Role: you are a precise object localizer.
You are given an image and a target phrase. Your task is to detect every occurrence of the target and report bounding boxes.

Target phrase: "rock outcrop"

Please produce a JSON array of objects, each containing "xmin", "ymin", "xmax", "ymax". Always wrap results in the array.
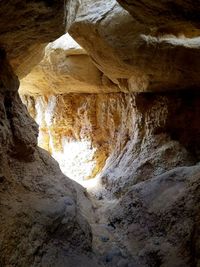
[
  {"xmin": 108, "ymin": 165, "xmax": 200, "ymax": 267},
  {"xmin": 99, "ymin": 92, "xmax": 200, "ymax": 196},
  {"xmin": 0, "ymin": 0, "xmax": 65, "ymax": 78},
  {"xmin": 117, "ymin": 0, "xmax": 200, "ymax": 34},
  {"xmin": 1, "ymin": 0, "xmax": 200, "ymax": 267},
  {"xmin": 21, "ymin": 91, "xmax": 200, "ymax": 197},
  {"xmin": 66, "ymin": 0, "xmax": 200, "ymax": 92},
  {"xmin": 21, "ymin": 93, "xmax": 122, "ymax": 181},
  {"xmin": 0, "ymin": 1, "xmax": 102, "ymax": 266},
  {"xmin": 0, "ymin": 43, "xmax": 101, "ymax": 267},
  {"xmin": 19, "ymin": 34, "xmax": 119, "ymax": 95}
]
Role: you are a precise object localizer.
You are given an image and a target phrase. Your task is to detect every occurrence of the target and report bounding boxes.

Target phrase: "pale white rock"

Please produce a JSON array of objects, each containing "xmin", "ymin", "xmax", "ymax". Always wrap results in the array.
[{"xmin": 66, "ymin": 0, "xmax": 200, "ymax": 92}]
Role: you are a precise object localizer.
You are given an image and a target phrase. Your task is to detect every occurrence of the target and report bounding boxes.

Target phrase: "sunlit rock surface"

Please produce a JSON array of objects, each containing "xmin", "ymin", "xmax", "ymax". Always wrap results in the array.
[
  {"xmin": 21, "ymin": 89, "xmax": 200, "ymax": 266},
  {"xmin": 19, "ymin": 34, "xmax": 119, "ymax": 95},
  {"xmin": 22, "ymin": 92, "xmax": 200, "ymax": 194},
  {"xmin": 1, "ymin": 0, "xmax": 200, "ymax": 266},
  {"xmin": 21, "ymin": 93, "xmax": 125, "ymax": 182},
  {"xmin": 22, "ymin": 94, "xmax": 98, "ymax": 183}
]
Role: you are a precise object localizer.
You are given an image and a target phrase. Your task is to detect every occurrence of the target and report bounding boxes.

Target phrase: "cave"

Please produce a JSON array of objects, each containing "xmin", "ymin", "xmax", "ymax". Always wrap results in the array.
[{"xmin": 1, "ymin": 1, "xmax": 200, "ymax": 267}]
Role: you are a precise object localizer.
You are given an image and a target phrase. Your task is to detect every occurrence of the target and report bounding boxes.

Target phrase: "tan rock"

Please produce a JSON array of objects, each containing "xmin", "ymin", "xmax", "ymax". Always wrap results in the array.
[
  {"xmin": 117, "ymin": 0, "xmax": 200, "ymax": 37},
  {"xmin": 1, "ymin": 1, "xmax": 200, "ymax": 266},
  {"xmin": 66, "ymin": 0, "xmax": 200, "ymax": 92},
  {"xmin": 0, "ymin": 0, "xmax": 65, "ymax": 78},
  {"xmin": 0, "ymin": 2, "xmax": 102, "ymax": 265},
  {"xmin": 19, "ymin": 33, "xmax": 119, "ymax": 95},
  {"xmin": 21, "ymin": 93, "xmax": 124, "ymax": 181},
  {"xmin": 22, "ymin": 91, "xmax": 200, "ymax": 192}
]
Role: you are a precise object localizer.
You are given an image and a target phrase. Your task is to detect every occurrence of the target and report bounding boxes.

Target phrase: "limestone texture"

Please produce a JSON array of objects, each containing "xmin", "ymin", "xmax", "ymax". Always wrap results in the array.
[
  {"xmin": 1, "ymin": 0, "xmax": 200, "ymax": 267},
  {"xmin": 107, "ymin": 165, "xmax": 200, "ymax": 267},
  {"xmin": 0, "ymin": 48, "xmax": 102, "ymax": 267},
  {"xmin": 20, "ymin": 34, "xmax": 119, "ymax": 95},
  {"xmin": 0, "ymin": 1, "xmax": 102, "ymax": 266},
  {"xmin": 66, "ymin": 0, "xmax": 200, "ymax": 92},
  {"xmin": 22, "ymin": 92, "xmax": 200, "ymax": 198},
  {"xmin": 0, "ymin": 0, "xmax": 65, "ymax": 78},
  {"xmin": 117, "ymin": 0, "xmax": 200, "ymax": 33}
]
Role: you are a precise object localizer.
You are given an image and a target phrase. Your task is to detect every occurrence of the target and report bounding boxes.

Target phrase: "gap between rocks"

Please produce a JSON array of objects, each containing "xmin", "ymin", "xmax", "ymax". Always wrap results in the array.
[{"xmin": 18, "ymin": 34, "xmax": 200, "ymax": 266}]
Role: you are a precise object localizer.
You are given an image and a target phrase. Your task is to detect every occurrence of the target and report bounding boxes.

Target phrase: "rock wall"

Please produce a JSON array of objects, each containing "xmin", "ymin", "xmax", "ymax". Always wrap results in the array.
[
  {"xmin": 107, "ymin": 165, "xmax": 200, "ymax": 267},
  {"xmin": 0, "ymin": 1, "xmax": 103, "ymax": 266},
  {"xmin": 0, "ymin": 45, "xmax": 102, "ymax": 267},
  {"xmin": 19, "ymin": 33, "xmax": 119, "ymax": 95},
  {"xmin": 99, "ymin": 92, "xmax": 200, "ymax": 196},
  {"xmin": 20, "ymin": 88, "xmax": 200, "ymax": 266},
  {"xmin": 21, "ymin": 91, "xmax": 200, "ymax": 197},
  {"xmin": 0, "ymin": 0, "xmax": 65, "ymax": 78},
  {"xmin": 21, "ymin": 93, "xmax": 127, "ymax": 181},
  {"xmin": 1, "ymin": 0, "xmax": 200, "ymax": 266},
  {"xmin": 66, "ymin": 0, "xmax": 200, "ymax": 92}
]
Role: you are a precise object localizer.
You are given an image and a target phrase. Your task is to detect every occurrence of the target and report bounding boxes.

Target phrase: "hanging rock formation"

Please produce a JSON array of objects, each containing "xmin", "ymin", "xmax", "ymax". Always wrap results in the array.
[
  {"xmin": 1, "ymin": 0, "xmax": 200, "ymax": 267},
  {"xmin": 117, "ymin": 0, "xmax": 200, "ymax": 33},
  {"xmin": 20, "ymin": 34, "xmax": 119, "ymax": 95},
  {"xmin": 66, "ymin": 0, "xmax": 200, "ymax": 92}
]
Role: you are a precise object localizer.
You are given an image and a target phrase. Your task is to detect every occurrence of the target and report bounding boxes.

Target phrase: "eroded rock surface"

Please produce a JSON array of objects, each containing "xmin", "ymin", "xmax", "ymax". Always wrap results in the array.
[
  {"xmin": 0, "ymin": 0, "xmax": 65, "ymax": 78},
  {"xmin": 22, "ymin": 91, "xmax": 200, "ymax": 196},
  {"xmin": 99, "ymin": 92, "xmax": 200, "ymax": 196},
  {"xmin": 66, "ymin": 0, "xmax": 200, "ymax": 92},
  {"xmin": 0, "ymin": 1, "xmax": 103, "ymax": 265},
  {"xmin": 107, "ymin": 165, "xmax": 200, "ymax": 267},
  {"xmin": 0, "ymin": 48, "xmax": 102, "ymax": 267},
  {"xmin": 21, "ymin": 93, "xmax": 123, "ymax": 181},
  {"xmin": 19, "ymin": 33, "xmax": 119, "ymax": 95},
  {"xmin": 117, "ymin": 0, "xmax": 200, "ymax": 34},
  {"xmin": 1, "ymin": 0, "xmax": 200, "ymax": 266}
]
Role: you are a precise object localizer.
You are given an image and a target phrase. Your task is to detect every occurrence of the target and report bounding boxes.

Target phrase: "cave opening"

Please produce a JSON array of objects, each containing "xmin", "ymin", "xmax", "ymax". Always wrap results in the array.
[
  {"xmin": 19, "ymin": 34, "xmax": 112, "ymax": 190},
  {"xmin": 20, "ymin": 93, "xmax": 99, "ymax": 187},
  {"xmin": 19, "ymin": 33, "xmax": 200, "ymax": 195},
  {"xmin": 1, "ymin": 0, "xmax": 200, "ymax": 266}
]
